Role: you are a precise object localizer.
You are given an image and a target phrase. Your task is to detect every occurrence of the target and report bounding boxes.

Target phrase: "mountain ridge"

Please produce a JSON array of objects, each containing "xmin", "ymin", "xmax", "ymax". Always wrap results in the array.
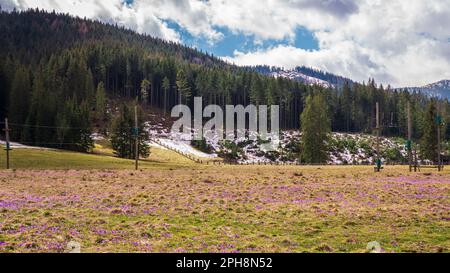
[
  {"xmin": 252, "ymin": 65, "xmax": 450, "ymax": 100},
  {"xmin": 251, "ymin": 65, "xmax": 354, "ymax": 89},
  {"xmin": 399, "ymin": 80, "xmax": 450, "ymax": 100}
]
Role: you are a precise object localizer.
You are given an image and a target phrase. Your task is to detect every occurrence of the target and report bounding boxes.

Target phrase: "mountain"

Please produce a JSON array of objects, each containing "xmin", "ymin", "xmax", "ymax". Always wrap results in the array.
[
  {"xmin": 256, "ymin": 64, "xmax": 450, "ymax": 101},
  {"xmin": 1, "ymin": 9, "xmax": 448, "ymax": 152},
  {"xmin": 400, "ymin": 80, "xmax": 450, "ymax": 100},
  {"xmin": 252, "ymin": 65, "xmax": 354, "ymax": 89},
  {"xmin": 0, "ymin": 9, "xmax": 314, "ymax": 141}
]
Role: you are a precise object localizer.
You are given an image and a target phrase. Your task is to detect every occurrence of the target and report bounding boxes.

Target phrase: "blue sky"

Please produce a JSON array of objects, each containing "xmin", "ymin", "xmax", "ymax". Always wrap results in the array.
[
  {"xmin": 4, "ymin": 0, "xmax": 450, "ymax": 87},
  {"xmin": 165, "ymin": 20, "xmax": 319, "ymax": 57},
  {"xmin": 125, "ymin": 0, "xmax": 319, "ymax": 57}
]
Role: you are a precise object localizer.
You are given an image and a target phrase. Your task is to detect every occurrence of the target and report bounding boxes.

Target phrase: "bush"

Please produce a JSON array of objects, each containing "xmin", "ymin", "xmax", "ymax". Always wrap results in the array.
[
  {"xmin": 218, "ymin": 140, "xmax": 245, "ymax": 162},
  {"xmin": 264, "ymin": 151, "xmax": 280, "ymax": 161},
  {"xmin": 383, "ymin": 148, "xmax": 405, "ymax": 164},
  {"xmin": 191, "ymin": 139, "xmax": 213, "ymax": 154},
  {"xmin": 346, "ymin": 139, "xmax": 357, "ymax": 153}
]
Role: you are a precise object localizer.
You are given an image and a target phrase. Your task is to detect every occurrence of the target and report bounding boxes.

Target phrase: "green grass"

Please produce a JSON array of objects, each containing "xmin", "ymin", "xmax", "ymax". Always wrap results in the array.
[{"xmin": 0, "ymin": 145, "xmax": 198, "ymax": 170}]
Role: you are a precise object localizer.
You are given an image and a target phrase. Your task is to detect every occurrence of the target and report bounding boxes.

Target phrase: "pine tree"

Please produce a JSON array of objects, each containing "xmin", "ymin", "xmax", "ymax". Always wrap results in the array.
[
  {"xmin": 162, "ymin": 77, "xmax": 170, "ymax": 114},
  {"xmin": 95, "ymin": 81, "xmax": 107, "ymax": 121},
  {"xmin": 300, "ymin": 92, "xmax": 331, "ymax": 163},
  {"xmin": 8, "ymin": 66, "xmax": 31, "ymax": 140},
  {"xmin": 249, "ymin": 74, "xmax": 264, "ymax": 106},
  {"xmin": 0, "ymin": 60, "xmax": 9, "ymax": 122},
  {"xmin": 420, "ymin": 100, "xmax": 439, "ymax": 162},
  {"xmin": 110, "ymin": 103, "xmax": 150, "ymax": 159},
  {"xmin": 140, "ymin": 79, "xmax": 150, "ymax": 105},
  {"xmin": 85, "ymin": 69, "xmax": 95, "ymax": 102},
  {"xmin": 176, "ymin": 69, "xmax": 191, "ymax": 105},
  {"xmin": 55, "ymin": 105, "xmax": 70, "ymax": 148},
  {"xmin": 23, "ymin": 68, "xmax": 57, "ymax": 145},
  {"xmin": 54, "ymin": 98, "xmax": 94, "ymax": 152},
  {"xmin": 76, "ymin": 100, "xmax": 94, "ymax": 152},
  {"xmin": 342, "ymin": 81, "xmax": 352, "ymax": 132}
]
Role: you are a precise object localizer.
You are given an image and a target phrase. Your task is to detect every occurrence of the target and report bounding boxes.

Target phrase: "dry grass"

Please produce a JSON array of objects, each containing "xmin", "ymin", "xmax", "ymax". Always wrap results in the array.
[{"xmin": 0, "ymin": 165, "xmax": 449, "ymax": 253}]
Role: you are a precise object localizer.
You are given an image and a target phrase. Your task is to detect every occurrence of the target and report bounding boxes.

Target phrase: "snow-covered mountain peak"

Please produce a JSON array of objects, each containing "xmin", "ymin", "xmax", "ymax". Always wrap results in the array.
[
  {"xmin": 401, "ymin": 79, "xmax": 450, "ymax": 99},
  {"xmin": 423, "ymin": 80, "xmax": 450, "ymax": 89}
]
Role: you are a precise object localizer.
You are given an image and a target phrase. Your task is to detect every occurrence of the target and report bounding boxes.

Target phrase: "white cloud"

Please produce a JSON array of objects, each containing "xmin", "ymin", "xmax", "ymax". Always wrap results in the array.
[
  {"xmin": 0, "ymin": 0, "xmax": 16, "ymax": 11},
  {"xmin": 133, "ymin": 0, "xmax": 222, "ymax": 42},
  {"xmin": 2, "ymin": 0, "xmax": 450, "ymax": 86},
  {"xmin": 1, "ymin": 0, "xmax": 183, "ymax": 42},
  {"xmin": 223, "ymin": 44, "xmax": 395, "ymax": 85},
  {"xmin": 221, "ymin": 0, "xmax": 450, "ymax": 87},
  {"xmin": 204, "ymin": 0, "xmax": 360, "ymax": 42}
]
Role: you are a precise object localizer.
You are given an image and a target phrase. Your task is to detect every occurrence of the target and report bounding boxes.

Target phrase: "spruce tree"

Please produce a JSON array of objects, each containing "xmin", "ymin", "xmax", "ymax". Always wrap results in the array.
[
  {"xmin": 162, "ymin": 77, "xmax": 170, "ymax": 114},
  {"xmin": 140, "ymin": 79, "xmax": 150, "ymax": 105},
  {"xmin": 55, "ymin": 98, "xmax": 93, "ymax": 152},
  {"xmin": 0, "ymin": 60, "xmax": 9, "ymax": 122},
  {"xmin": 76, "ymin": 100, "xmax": 95, "ymax": 152},
  {"xmin": 95, "ymin": 81, "xmax": 107, "ymax": 121},
  {"xmin": 300, "ymin": 92, "xmax": 331, "ymax": 163},
  {"xmin": 342, "ymin": 81, "xmax": 352, "ymax": 132},
  {"xmin": 176, "ymin": 69, "xmax": 191, "ymax": 105},
  {"xmin": 110, "ymin": 103, "xmax": 150, "ymax": 159},
  {"xmin": 8, "ymin": 66, "xmax": 31, "ymax": 140},
  {"xmin": 420, "ymin": 100, "xmax": 439, "ymax": 162}
]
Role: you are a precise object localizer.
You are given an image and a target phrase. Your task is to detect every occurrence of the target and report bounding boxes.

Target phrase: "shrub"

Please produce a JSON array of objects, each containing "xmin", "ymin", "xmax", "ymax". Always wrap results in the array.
[{"xmin": 191, "ymin": 139, "xmax": 213, "ymax": 154}]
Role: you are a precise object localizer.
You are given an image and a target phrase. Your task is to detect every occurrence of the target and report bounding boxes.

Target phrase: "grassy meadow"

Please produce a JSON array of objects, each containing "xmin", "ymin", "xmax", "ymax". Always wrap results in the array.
[
  {"xmin": 0, "ymin": 145, "xmax": 197, "ymax": 170},
  {"xmin": 0, "ymin": 147, "xmax": 449, "ymax": 253}
]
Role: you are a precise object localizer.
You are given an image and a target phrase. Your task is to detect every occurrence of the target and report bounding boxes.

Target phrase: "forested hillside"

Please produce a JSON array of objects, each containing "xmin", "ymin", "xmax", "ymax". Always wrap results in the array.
[{"xmin": 1, "ymin": 9, "xmax": 449, "ymax": 153}]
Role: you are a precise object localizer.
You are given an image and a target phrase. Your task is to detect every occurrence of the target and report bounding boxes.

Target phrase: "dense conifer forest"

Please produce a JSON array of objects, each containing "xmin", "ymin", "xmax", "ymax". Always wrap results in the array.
[{"xmin": 1, "ymin": 9, "xmax": 449, "ymax": 153}]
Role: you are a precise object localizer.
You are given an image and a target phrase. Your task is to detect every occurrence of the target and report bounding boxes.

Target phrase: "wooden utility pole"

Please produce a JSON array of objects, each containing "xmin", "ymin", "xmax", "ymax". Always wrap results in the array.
[
  {"xmin": 375, "ymin": 102, "xmax": 381, "ymax": 172},
  {"xmin": 407, "ymin": 102, "xmax": 413, "ymax": 172},
  {"xmin": 436, "ymin": 105, "xmax": 442, "ymax": 172},
  {"xmin": 414, "ymin": 144, "xmax": 419, "ymax": 172},
  {"xmin": 437, "ymin": 124, "xmax": 441, "ymax": 171},
  {"xmin": 134, "ymin": 105, "xmax": 139, "ymax": 171},
  {"xmin": 3, "ymin": 118, "xmax": 11, "ymax": 169}
]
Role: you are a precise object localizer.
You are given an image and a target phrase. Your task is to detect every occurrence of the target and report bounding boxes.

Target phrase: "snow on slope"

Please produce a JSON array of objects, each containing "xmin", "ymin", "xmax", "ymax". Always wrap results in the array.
[
  {"xmin": 142, "ymin": 112, "xmax": 430, "ymax": 165},
  {"xmin": 144, "ymin": 116, "xmax": 412, "ymax": 165},
  {"xmin": 271, "ymin": 70, "xmax": 334, "ymax": 88},
  {"xmin": 217, "ymin": 131, "xmax": 409, "ymax": 165},
  {"xmin": 0, "ymin": 140, "xmax": 50, "ymax": 149},
  {"xmin": 145, "ymin": 120, "xmax": 218, "ymax": 159},
  {"xmin": 155, "ymin": 137, "xmax": 218, "ymax": 158}
]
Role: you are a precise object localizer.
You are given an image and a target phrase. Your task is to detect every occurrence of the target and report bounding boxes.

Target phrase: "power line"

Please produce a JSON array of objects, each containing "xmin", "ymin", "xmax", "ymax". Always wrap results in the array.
[
  {"xmin": 0, "ymin": 122, "xmax": 88, "ymax": 130},
  {"xmin": 4, "ymin": 141, "xmax": 89, "ymax": 145},
  {"xmin": 0, "ymin": 121, "xmax": 136, "ymax": 130}
]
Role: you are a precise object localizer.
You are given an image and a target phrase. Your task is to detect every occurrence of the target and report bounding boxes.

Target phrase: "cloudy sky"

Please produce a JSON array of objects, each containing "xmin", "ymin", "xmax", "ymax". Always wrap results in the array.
[{"xmin": 2, "ymin": 0, "xmax": 450, "ymax": 87}]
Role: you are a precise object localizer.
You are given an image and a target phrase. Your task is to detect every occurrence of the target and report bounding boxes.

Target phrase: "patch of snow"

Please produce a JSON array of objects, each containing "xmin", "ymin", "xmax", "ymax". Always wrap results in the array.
[
  {"xmin": 91, "ymin": 133, "xmax": 105, "ymax": 141},
  {"xmin": 154, "ymin": 138, "xmax": 217, "ymax": 158},
  {"xmin": 271, "ymin": 70, "xmax": 334, "ymax": 88},
  {"xmin": 147, "ymin": 141, "xmax": 168, "ymax": 150},
  {"xmin": 141, "ymin": 115, "xmax": 434, "ymax": 165},
  {"xmin": 0, "ymin": 140, "xmax": 50, "ymax": 150}
]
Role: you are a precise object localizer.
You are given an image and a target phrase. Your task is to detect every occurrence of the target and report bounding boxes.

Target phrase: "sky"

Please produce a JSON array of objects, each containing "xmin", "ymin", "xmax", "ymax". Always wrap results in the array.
[{"xmin": 1, "ymin": 0, "xmax": 450, "ymax": 87}]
